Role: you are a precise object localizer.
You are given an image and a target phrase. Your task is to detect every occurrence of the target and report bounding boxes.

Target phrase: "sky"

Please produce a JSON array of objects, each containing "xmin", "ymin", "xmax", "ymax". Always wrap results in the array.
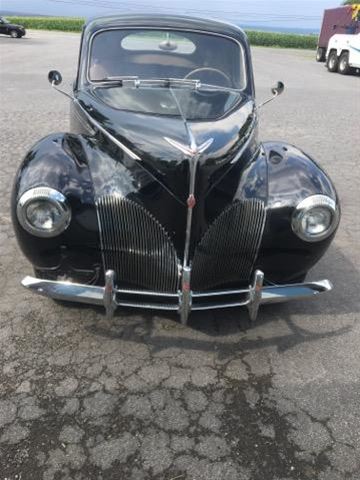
[{"xmin": 1, "ymin": 0, "xmax": 343, "ymax": 31}]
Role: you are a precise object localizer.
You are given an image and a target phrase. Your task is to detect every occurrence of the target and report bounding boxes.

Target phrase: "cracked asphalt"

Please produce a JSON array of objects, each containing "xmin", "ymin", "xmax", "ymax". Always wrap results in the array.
[{"xmin": 0, "ymin": 30, "xmax": 359, "ymax": 480}]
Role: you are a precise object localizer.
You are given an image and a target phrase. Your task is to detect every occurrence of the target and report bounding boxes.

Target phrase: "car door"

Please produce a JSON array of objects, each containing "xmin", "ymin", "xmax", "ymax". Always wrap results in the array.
[{"xmin": 0, "ymin": 18, "xmax": 8, "ymax": 35}]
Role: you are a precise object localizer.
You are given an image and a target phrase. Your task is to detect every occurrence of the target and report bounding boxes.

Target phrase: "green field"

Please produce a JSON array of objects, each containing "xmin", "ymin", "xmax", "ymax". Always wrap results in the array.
[
  {"xmin": 245, "ymin": 30, "xmax": 317, "ymax": 49},
  {"xmin": 7, "ymin": 17, "xmax": 318, "ymax": 50},
  {"xmin": 8, "ymin": 16, "xmax": 84, "ymax": 32}
]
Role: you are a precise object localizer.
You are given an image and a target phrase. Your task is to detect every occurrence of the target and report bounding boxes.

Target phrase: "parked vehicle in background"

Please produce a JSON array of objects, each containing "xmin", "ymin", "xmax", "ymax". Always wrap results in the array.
[
  {"xmin": 0, "ymin": 16, "xmax": 26, "ymax": 38},
  {"xmin": 316, "ymin": 4, "xmax": 360, "ymax": 62},
  {"xmin": 326, "ymin": 33, "xmax": 360, "ymax": 74}
]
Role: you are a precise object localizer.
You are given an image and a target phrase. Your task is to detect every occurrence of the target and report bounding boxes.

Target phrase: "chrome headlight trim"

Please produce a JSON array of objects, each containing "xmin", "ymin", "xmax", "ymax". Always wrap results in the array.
[
  {"xmin": 17, "ymin": 187, "xmax": 71, "ymax": 238},
  {"xmin": 292, "ymin": 194, "xmax": 340, "ymax": 242}
]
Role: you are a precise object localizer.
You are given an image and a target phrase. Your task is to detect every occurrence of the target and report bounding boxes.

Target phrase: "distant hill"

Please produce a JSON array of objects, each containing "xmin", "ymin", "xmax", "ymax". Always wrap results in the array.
[{"xmin": 0, "ymin": 11, "xmax": 48, "ymax": 17}]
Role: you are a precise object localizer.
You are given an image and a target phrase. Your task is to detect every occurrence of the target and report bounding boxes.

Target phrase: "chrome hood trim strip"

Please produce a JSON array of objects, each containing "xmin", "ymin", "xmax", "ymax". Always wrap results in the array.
[{"xmin": 74, "ymin": 98, "xmax": 141, "ymax": 161}]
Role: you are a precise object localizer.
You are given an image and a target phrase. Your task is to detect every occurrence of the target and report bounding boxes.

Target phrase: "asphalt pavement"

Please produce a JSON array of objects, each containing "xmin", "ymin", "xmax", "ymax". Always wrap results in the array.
[{"xmin": 0, "ymin": 30, "xmax": 359, "ymax": 480}]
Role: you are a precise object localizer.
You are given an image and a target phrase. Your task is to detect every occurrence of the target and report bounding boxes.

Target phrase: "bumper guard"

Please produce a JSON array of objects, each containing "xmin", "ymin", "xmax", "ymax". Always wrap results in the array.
[{"xmin": 21, "ymin": 270, "xmax": 332, "ymax": 324}]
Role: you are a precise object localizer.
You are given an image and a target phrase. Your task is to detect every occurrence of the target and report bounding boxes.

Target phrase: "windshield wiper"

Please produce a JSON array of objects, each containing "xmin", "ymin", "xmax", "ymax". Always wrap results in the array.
[
  {"xmin": 155, "ymin": 78, "xmax": 202, "ymax": 88},
  {"xmin": 95, "ymin": 77, "xmax": 201, "ymax": 89},
  {"xmin": 95, "ymin": 75, "xmax": 140, "ymax": 85},
  {"xmin": 95, "ymin": 76, "xmax": 242, "ymax": 94},
  {"xmin": 196, "ymin": 83, "xmax": 243, "ymax": 94}
]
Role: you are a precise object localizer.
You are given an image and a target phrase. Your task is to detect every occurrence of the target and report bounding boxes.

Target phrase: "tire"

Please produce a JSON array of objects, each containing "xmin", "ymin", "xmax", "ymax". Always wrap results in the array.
[
  {"xmin": 10, "ymin": 30, "xmax": 20, "ymax": 38},
  {"xmin": 316, "ymin": 47, "xmax": 325, "ymax": 62},
  {"xmin": 338, "ymin": 51, "xmax": 351, "ymax": 75},
  {"xmin": 327, "ymin": 51, "xmax": 338, "ymax": 73}
]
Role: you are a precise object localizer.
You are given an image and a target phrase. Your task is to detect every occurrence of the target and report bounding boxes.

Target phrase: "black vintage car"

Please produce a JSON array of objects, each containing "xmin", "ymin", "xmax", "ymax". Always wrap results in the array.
[
  {"xmin": 11, "ymin": 15, "xmax": 340, "ymax": 324},
  {"xmin": 0, "ymin": 16, "xmax": 26, "ymax": 38}
]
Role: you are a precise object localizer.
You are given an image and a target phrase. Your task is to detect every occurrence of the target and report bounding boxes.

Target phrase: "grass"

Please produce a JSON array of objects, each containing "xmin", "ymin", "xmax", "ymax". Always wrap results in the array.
[
  {"xmin": 7, "ymin": 16, "xmax": 84, "ymax": 33},
  {"xmin": 245, "ymin": 30, "xmax": 317, "ymax": 50},
  {"xmin": 7, "ymin": 16, "xmax": 318, "ymax": 50}
]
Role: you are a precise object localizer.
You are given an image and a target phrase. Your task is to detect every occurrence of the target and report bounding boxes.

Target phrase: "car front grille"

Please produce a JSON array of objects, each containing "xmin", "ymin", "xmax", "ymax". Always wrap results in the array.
[
  {"xmin": 96, "ymin": 196, "xmax": 266, "ymax": 292},
  {"xmin": 191, "ymin": 199, "xmax": 266, "ymax": 290},
  {"xmin": 96, "ymin": 196, "xmax": 180, "ymax": 292}
]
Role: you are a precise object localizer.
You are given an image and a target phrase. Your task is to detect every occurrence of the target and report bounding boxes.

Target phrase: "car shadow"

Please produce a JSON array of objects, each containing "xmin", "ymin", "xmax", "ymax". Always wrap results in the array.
[{"xmin": 85, "ymin": 305, "xmax": 352, "ymax": 358}]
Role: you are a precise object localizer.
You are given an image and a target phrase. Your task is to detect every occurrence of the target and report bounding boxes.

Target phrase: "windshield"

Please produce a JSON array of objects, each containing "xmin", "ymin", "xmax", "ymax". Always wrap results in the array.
[
  {"xmin": 0, "ymin": 17, "xmax": 9, "ymax": 24},
  {"xmin": 93, "ymin": 85, "xmax": 243, "ymax": 120},
  {"xmin": 89, "ymin": 28, "xmax": 246, "ymax": 90}
]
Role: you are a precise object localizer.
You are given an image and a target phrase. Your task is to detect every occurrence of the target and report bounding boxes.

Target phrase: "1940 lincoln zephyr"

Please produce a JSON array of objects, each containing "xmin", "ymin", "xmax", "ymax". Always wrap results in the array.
[{"xmin": 11, "ymin": 15, "xmax": 341, "ymax": 324}]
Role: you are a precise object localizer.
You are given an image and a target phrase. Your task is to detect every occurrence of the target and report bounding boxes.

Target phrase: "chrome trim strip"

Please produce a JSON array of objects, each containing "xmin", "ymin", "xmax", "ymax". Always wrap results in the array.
[
  {"xmin": 230, "ymin": 114, "xmax": 257, "ymax": 164},
  {"xmin": 117, "ymin": 302, "xmax": 179, "ymax": 311},
  {"xmin": 116, "ymin": 289, "xmax": 179, "ymax": 298},
  {"xmin": 72, "ymin": 103, "xmax": 96, "ymax": 135},
  {"xmin": 21, "ymin": 272, "xmax": 333, "ymax": 322},
  {"xmin": 74, "ymin": 98, "xmax": 141, "ymax": 161},
  {"xmin": 183, "ymin": 152, "xmax": 198, "ymax": 268},
  {"xmin": 193, "ymin": 289, "xmax": 249, "ymax": 297},
  {"xmin": 192, "ymin": 301, "xmax": 249, "ymax": 310},
  {"xmin": 164, "ymin": 89, "xmax": 213, "ymax": 277}
]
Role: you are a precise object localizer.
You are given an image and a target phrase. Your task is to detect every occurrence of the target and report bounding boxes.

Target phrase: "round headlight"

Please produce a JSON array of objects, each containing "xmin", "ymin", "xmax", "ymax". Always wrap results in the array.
[
  {"xmin": 292, "ymin": 195, "xmax": 339, "ymax": 242},
  {"xmin": 17, "ymin": 187, "xmax": 71, "ymax": 237}
]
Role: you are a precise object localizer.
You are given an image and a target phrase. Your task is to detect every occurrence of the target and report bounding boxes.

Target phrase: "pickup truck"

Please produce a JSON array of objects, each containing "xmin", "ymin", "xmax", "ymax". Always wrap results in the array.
[
  {"xmin": 326, "ymin": 33, "xmax": 360, "ymax": 74},
  {"xmin": 317, "ymin": 5, "xmax": 360, "ymax": 62}
]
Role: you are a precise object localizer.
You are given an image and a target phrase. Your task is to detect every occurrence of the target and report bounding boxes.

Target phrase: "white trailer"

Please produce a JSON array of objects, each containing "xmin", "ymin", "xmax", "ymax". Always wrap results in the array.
[{"xmin": 326, "ymin": 33, "xmax": 360, "ymax": 74}]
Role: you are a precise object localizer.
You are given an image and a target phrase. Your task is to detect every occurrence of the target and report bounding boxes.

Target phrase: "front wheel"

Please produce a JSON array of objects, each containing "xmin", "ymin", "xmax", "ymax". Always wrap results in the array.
[
  {"xmin": 316, "ymin": 47, "xmax": 325, "ymax": 62},
  {"xmin": 10, "ymin": 30, "xmax": 20, "ymax": 38},
  {"xmin": 338, "ymin": 52, "xmax": 351, "ymax": 75},
  {"xmin": 327, "ymin": 51, "xmax": 338, "ymax": 73}
]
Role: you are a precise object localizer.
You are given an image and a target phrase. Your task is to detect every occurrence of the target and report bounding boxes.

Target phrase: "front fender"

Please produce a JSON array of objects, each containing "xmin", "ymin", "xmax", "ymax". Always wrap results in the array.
[
  {"xmin": 264, "ymin": 141, "xmax": 337, "ymax": 207},
  {"xmin": 256, "ymin": 141, "xmax": 339, "ymax": 283},
  {"xmin": 11, "ymin": 132, "xmax": 102, "ymax": 282}
]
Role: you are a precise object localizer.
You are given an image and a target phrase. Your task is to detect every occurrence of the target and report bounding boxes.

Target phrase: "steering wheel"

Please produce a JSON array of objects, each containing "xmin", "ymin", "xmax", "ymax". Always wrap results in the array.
[{"xmin": 184, "ymin": 67, "xmax": 232, "ymax": 88}]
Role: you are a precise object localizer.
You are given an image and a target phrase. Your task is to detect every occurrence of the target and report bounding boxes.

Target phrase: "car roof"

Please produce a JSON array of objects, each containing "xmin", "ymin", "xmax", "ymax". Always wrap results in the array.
[{"xmin": 83, "ymin": 14, "xmax": 248, "ymax": 45}]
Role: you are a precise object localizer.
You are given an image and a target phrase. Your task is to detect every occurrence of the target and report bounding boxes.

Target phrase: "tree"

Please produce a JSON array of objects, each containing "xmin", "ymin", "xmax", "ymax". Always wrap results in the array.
[{"xmin": 342, "ymin": 1, "xmax": 360, "ymax": 21}]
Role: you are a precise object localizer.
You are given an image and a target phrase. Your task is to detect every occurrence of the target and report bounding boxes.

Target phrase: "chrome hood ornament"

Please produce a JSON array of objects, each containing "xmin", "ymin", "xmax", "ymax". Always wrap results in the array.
[{"xmin": 164, "ymin": 136, "xmax": 214, "ymax": 157}]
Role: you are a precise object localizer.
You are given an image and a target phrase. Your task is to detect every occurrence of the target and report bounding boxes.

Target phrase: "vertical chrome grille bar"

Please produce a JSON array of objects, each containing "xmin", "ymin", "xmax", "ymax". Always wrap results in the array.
[
  {"xmin": 191, "ymin": 199, "xmax": 266, "ymax": 291},
  {"xmin": 96, "ymin": 195, "xmax": 180, "ymax": 293}
]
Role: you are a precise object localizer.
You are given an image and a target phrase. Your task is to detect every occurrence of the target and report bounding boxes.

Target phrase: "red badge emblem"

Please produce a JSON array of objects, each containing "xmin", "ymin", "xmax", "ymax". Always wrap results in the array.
[{"xmin": 187, "ymin": 194, "xmax": 196, "ymax": 209}]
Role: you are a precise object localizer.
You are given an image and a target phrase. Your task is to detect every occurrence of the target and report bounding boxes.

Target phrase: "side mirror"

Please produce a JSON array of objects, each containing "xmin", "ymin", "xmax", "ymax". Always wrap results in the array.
[
  {"xmin": 48, "ymin": 70, "xmax": 62, "ymax": 86},
  {"xmin": 271, "ymin": 81, "xmax": 285, "ymax": 96},
  {"xmin": 256, "ymin": 81, "xmax": 285, "ymax": 111},
  {"xmin": 48, "ymin": 70, "xmax": 74, "ymax": 101}
]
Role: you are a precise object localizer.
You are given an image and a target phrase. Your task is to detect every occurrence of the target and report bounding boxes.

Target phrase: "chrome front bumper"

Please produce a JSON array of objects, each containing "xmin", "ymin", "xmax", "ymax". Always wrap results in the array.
[{"xmin": 21, "ymin": 270, "xmax": 332, "ymax": 324}]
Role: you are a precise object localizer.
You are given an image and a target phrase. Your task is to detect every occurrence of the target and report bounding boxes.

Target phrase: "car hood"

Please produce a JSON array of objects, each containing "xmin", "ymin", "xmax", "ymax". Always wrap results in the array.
[
  {"xmin": 76, "ymin": 87, "xmax": 257, "ymax": 199},
  {"xmin": 78, "ymin": 89, "xmax": 255, "ymax": 161},
  {"xmin": 7, "ymin": 23, "xmax": 24, "ymax": 29}
]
